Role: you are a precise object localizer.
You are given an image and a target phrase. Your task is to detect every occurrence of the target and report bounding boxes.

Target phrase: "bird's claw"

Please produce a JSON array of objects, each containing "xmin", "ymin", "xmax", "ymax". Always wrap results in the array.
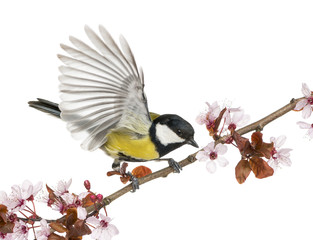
[
  {"xmin": 127, "ymin": 172, "xmax": 139, "ymax": 192},
  {"xmin": 168, "ymin": 158, "xmax": 182, "ymax": 173}
]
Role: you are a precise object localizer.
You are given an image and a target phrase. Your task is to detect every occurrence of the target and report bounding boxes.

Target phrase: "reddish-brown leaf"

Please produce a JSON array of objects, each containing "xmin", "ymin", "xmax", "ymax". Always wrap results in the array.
[
  {"xmin": 0, "ymin": 222, "xmax": 14, "ymax": 234},
  {"xmin": 0, "ymin": 204, "xmax": 8, "ymax": 227},
  {"xmin": 232, "ymin": 131, "xmax": 254, "ymax": 157},
  {"xmin": 48, "ymin": 233, "xmax": 66, "ymax": 240},
  {"xmin": 106, "ymin": 170, "xmax": 121, "ymax": 177},
  {"xmin": 251, "ymin": 132, "xmax": 263, "ymax": 149},
  {"xmin": 213, "ymin": 107, "xmax": 227, "ymax": 133},
  {"xmin": 120, "ymin": 162, "xmax": 128, "ymax": 175},
  {"xmin": 49, "ymin": 222, "xmax": 67, "ymax": 233},
  {"xmin": 120, "ymin": 175, "xmax": 131, "ymax": 184},
  {"xmin": 132, "ymin": 166, "xmax": 152, "ymax": 178},
  {"xmin": 251, "ymin": 132, "xmax": 274, "ymax": 159},
  {"xmin": 249, "ymin": 156, "xmax": 274, "ymax": 179},
  {"xmin": 66, "ymin": 208, "xmax": 78, "ymax": 226},
  {"xmin": 82, "ymin": 193, "xmax": 95, "ymax": 208},
  {"xmin": 235, "ymin": 159, "xmax": 252, "ymax": 184},
  {"xmin": 66, "ymin": 220, "xmax": 91, "ymax": 239},
  {"xmin": 46, "ymin": 184, "xmax": 57, "ymax": 206},
  {"xmin": 107, "ymin": 162, "xmax": 131, "ymax": 184}
]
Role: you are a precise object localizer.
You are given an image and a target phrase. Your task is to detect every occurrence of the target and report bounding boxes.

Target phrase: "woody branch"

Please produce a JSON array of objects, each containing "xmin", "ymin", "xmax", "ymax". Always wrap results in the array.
[{"xmin": 21, "ymin": 96, "xmax": 303, "ymax": 224}]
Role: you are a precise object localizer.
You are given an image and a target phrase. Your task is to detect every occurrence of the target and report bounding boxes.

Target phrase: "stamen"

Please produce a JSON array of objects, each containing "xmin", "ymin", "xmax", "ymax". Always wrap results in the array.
[{"xmin": 209, "ymin": 152, "xmax": 217, "ymax": 160}]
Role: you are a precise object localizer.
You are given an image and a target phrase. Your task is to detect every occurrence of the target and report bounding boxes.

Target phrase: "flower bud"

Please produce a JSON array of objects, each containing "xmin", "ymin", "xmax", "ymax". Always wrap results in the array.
[
  {"xmin": 90, "ymin": 194, "xmax": 97, "ymax": 203},
  {"xmin": 96, "ymin": 194, "xmax": 103, "ymax": 202},
  {"xmin": 84, "ymin": 180, "xmax": 91, "ymax": 191}
]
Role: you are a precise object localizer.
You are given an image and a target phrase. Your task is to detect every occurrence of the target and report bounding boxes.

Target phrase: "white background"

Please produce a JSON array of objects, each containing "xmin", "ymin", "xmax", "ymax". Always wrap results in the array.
[{"xmin": 0, "ymin": 1, "xmax": 312, "ymax": 239}]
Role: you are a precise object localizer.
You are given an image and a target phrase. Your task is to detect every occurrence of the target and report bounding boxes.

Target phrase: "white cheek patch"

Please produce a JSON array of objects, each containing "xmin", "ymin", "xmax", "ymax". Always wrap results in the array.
[{"xmin": 155, "ymin": 123, "xmax": 185, "ymax": 146}]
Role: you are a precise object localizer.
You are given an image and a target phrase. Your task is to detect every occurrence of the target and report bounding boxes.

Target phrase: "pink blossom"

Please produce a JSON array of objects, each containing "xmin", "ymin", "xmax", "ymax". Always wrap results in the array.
[
  {"xmin": 61, "ymin": 192, "xmax": 88, "ymax": 219},
  {"xmin": 268, "ymin": 135, "xmax": 292, "ymax": 171},
  {"xmin": 0, "ymin": 232, "xmax": 13, "ymax": 240},
  {"xmin": 11, "ymin": 221, "xmax": 29, "ymax": 240},
  {"xmin": 196, "ymin": 142, "xmax": 228, "ymax": 173},
  {"xmin": 297, "ymin": 121, "xmax": 313, "ymax": 139},
  {"xmin": 35, "ymin": 219, "xmax": 50, "ymax": 240},
  {"xmin": 294, "ymin": 83, "xmax": 313, "ymax": 119},
  {"xmin": 55, "ymin": 179, "xmax": 72, "ymax": 197},
  {"xmin": 196, "ymin": 101, "xmax": 222, "ymax": 127},
  {"xmin": 0, "ymin": 191, "xmax": 16, "ymax": 211},
  {"xmin": 87, "ymin": 214, "xmax": 119, "ymax": 240},
  {"xmin": 11, "ymin": 180, "xmax": 42, "ymax": 211},
  {"xmin": 224, "ymin": 109, "xmax": 250, "ymax": 131}
]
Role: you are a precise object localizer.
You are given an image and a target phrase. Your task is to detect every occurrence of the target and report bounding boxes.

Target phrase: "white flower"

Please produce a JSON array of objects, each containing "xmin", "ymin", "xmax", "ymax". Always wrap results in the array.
[
  {"xmin": 61, "ymin": 192, "xmax": 88, "ymax": 219},
  {"xmin": 87, "ymin": 214, "xmax": 119, "ymax": 240},
  {"xmin": 11, "ymin": 180, "xmax": 42, "ymax": 211},
  {"xmin": 224, "ymin": 109, "xmax": 250, "ymax": 131},
  {"xmin": 35, "ymin": 219, "xmax": 50, "ymax": 240},
  {"xmin": 55, "ymin": 179, "xmax": 72, "ymax": 197},
  {"xmin": 297, "ymin": 121, "xmax": 313, "ymax": 139},
  {"xmin": 0, "ymin": 191, "xmax": 16, "ymax": 211},
  {"xmin": 294, "ymin": 83, "xmax": 313, "ymax": 119},
  {"xmin": 196, "ymin": 101, "xmax": 222, "ymax": 126},
  {"xmin": 268, "ymin": 135, "xmax": 292, "ymax": 171},
  {"xmin": 196, "ymin": 142, "xmax": 228, "ymax": 173},
  {"xmin": 11, "ymin": 221, "xmax": 29, "ymax": 240},
  {"xmin": 0, "ymin": 233, "xmax": 13, "ymax": 240}
]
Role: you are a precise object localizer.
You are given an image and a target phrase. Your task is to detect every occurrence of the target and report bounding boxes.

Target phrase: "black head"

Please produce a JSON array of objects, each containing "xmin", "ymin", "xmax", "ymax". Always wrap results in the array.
[{"xmin": 150, "ymin": 114, "xmax": 198, "ymax": 156}]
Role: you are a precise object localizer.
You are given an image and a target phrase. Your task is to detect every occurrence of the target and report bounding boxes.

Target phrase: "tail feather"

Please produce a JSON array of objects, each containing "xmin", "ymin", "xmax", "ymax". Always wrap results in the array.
[{"xmin": 28, "ymin": 98, "xmax": 61, "ymax": 118}]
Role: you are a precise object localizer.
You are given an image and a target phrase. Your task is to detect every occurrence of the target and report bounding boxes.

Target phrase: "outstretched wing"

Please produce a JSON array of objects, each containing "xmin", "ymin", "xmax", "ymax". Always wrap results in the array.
[{"xmin": 58, "ymin": 25, "xmax": 151, "ymax": 151}]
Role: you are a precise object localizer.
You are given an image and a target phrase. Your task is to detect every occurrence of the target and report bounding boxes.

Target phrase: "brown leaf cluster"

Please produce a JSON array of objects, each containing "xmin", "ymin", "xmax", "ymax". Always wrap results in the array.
[
  {"xmin": 49, "ymin": 208, "xmax": 91, "ymax": 240},
  {"xmin": 0, "ymin": 205, "xmax": 14, "ymax": 235},
  {"xmin": 233, "ymin": 131, "xmax": 274, "ymax": 184}
]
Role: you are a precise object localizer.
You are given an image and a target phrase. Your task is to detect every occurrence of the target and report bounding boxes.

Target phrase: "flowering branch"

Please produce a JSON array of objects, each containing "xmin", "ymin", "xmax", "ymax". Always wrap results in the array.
[
  {"xmin": 1, "ymin": 84, "xmax": 312, "ymax": 240},
  {"xmin": 216, "ymin": 97, "xmax": 304, "ymax": 144},
  {"xmin": 77, "ymin": 96, "xmax": 307, "ymax": 217}
]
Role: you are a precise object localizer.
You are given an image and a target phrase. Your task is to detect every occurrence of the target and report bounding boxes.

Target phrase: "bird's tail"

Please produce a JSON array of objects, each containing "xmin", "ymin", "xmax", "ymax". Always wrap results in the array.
[{"xmin": 28, "ymin": 98, "xmax": 61, "ymax": 118}]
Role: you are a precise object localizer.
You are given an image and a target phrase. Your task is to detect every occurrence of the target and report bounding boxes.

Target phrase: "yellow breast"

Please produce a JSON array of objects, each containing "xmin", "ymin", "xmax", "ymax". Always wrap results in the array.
[{"xmin": 101, "ymin": 130, "xmax": 159, "ymax": 160}]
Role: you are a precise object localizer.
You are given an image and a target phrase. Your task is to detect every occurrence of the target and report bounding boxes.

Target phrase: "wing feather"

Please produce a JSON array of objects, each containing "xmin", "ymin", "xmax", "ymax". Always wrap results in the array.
[{"xmin": 59, "ymin": 25, "xmax": 151, "ymax": 151}]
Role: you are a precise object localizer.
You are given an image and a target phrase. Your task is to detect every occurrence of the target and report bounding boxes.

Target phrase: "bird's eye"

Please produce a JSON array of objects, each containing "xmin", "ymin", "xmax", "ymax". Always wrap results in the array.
[{"xmin": 177, "ymin": 129, "xmax": 182, "ymax": 135}]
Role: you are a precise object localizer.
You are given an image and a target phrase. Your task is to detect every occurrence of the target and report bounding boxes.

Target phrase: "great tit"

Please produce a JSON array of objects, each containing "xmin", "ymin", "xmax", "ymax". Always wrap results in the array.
[{"xmin": 29, "ymin": 25, "xmax": 198, "ymax": 186}]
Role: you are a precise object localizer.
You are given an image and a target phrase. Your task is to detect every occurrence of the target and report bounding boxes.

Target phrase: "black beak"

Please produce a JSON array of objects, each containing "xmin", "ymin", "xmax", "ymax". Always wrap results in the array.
[{"xmin": 186, "ymin": 138, "xmax": 199, "ymax": 148}]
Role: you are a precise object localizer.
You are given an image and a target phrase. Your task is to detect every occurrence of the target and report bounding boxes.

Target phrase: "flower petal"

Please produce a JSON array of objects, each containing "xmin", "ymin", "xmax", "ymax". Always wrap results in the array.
[
  {"xmin": 204, "ymin": 142, "xmax": 215, "ymax": 152},
  {"xmin": 77, "ymin": 206, "xmax": 87, "ymax": 220},
  {"xmin": 297, "ymin": 121, "xmax": 311, "ymax": 129},
  {"xmin": 196, "ymin": 113, "xmax": 206, "ymax": 125},
  {"xmin": 278, "ymin": 148, "xmax": 292, "ymax": 155},
  {"xmin": 215, "ymin": 143, "xmax": 228, "ymax": 155},
  {"xmin": 275, "ymin": 135, "xmax": 287, "ymax": 148},
  {"xmin": 294, "ymin": 99, "xmax": 307, "ymax": 110},
  {"xmin": 302, "ymin": 104, "xmax": 312, "ymax": 119},
  {"xmin": 280, "ymin": 156, "xmax": 292, "ymax": 167},
  {"xmin": 307, "ymin": 128, "xmax": 313, "ymax": 139},
  {"xmin": 86, "ymin": 216, "xmax": 100, "ymax": 225},
  {"xmin": 232, "ymin": 111, "xmax": 244, "ymax": 124},
  {"xmin": 217, "ymin": 156, "xmax": 229, "ymax": 167},
  {"xmin": 196, "ymin": 151, "xmax": 209, "ymax": 162},
  {"xmin": 206, "ymin": 161, "xmax": 217, "ymax": 173},
  {"xmin": 302, "ymin": 83, "xmax": 311, "ymax": 98},
  {"xmin": 107, "ymin": 224, "xmax": 119, "ymax": 236}
]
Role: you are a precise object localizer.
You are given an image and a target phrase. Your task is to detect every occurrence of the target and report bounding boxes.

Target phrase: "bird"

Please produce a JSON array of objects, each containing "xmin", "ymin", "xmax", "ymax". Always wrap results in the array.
[{"xmin": 28, "ymin": 25, "xmax": 198, "ymax": 191}]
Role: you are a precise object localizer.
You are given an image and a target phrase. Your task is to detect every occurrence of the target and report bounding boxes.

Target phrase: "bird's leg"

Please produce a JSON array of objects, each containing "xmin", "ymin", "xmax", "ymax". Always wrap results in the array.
[
  {"xmin": 116, "ymin": 155, "xmax": 142, "ymax": 192},
  {"xmin": 126, "ymin": 171, "xmax": 139, "ymax": 192},
  {"xmin": 155, "ymin": 158, "xmax": 182, "ymax": 173},
  {"xmin": 112, "ymin": 159, "xmax": 121, "ymax": 171}
]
